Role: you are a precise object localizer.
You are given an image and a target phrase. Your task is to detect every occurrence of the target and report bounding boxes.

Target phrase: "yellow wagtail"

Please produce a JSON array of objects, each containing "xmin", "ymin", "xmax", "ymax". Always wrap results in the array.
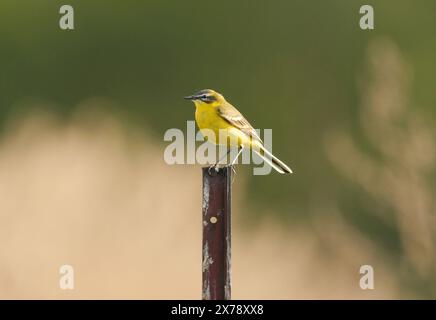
[{"xmin": 184, "ymin": 89, "xmax": 292, "ymax": 174}]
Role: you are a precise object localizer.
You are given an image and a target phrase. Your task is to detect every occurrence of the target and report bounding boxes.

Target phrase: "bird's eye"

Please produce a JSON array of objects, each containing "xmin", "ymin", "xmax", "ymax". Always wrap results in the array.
[{"xmin": 202, "ymin": 95, "xmax": 208, "ymax": 100}]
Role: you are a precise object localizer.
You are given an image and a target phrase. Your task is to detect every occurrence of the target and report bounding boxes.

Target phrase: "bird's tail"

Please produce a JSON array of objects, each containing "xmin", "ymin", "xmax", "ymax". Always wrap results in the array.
[{"xmin": 253, "ymin": 145, "xmax": 293, "ymax": 174}]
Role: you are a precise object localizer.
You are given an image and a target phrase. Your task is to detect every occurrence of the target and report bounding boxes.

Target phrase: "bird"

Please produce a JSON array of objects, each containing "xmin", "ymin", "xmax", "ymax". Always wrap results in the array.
[{"xmin": 184, "ymin": 89, "xmax": 292, "ymax": 174}]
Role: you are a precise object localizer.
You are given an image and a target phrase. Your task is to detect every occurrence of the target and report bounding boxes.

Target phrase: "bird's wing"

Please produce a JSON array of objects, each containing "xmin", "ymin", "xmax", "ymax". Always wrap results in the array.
[{"xmin": 217, "ymin": 103, "xmax": 263, "ymax": 143}]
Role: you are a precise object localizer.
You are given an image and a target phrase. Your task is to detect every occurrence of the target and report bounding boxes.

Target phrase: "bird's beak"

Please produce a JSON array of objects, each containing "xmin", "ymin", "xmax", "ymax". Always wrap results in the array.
[{"xmin": 184, "ymin": 95, "xmax": 196, "ymax": 100}]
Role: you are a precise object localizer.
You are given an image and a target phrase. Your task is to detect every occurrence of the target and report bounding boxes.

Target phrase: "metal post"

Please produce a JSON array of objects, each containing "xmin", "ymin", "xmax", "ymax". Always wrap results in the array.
[{"xmin": 202, "ymin": 166, "xmax": 232, "ymax": 300}]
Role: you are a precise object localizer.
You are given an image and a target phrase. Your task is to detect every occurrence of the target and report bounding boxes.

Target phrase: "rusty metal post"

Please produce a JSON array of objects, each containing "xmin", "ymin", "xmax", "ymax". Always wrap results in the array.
[{"xmin": 202, "ymin": 166, "xmax": 232, "ymax": 300}]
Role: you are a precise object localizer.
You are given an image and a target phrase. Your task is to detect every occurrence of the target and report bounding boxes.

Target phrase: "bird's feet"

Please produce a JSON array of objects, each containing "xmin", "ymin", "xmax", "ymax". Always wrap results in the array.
[
  {"xmin": 207, "ymin": 164, "xmax": 220, "ymax": 176},
  {"xmin": 207, "ymin": 164, "xmax": 236, "ymax": 182}
]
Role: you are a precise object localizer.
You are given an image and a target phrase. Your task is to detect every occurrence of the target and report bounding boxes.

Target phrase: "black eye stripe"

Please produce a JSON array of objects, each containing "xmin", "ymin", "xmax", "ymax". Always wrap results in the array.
[{"xmin": 201, "ymin": 95, "xmax": 216, "ymax": 102}]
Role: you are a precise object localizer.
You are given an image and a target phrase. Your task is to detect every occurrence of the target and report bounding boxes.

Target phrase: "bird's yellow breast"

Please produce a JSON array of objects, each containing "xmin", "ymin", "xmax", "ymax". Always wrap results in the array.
[
  {"xmin": 195, "ymin": 104, "xmax": 230, "ymax": 131},
  {"xmin": 195, "ymin": 103, "xmax": 251, "ymax": 147}
]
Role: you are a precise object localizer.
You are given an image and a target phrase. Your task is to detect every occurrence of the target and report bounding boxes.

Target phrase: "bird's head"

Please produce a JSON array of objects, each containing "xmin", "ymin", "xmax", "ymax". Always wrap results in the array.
[{"xmin": 184, "ymin": 89, "xmax": 225, "ymax": 107}]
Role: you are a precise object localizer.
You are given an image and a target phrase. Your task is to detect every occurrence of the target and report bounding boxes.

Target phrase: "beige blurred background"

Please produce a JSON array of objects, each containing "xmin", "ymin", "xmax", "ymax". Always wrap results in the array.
[{"xmin": 0, "ymin": 108, "xmax": 399, "ymax": 299}]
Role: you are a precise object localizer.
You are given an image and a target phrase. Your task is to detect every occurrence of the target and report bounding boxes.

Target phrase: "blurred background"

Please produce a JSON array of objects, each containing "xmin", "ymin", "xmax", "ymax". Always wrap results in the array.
[{"xmin": 0, "ymin": 0, "xmax": 435, "ymax": 299}]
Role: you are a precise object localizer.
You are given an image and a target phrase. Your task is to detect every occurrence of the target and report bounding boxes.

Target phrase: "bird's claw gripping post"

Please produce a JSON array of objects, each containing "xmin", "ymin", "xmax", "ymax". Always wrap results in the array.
[{"xmin": 208, "ymin": 164, "xmax": 220, "ymax": 176}]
